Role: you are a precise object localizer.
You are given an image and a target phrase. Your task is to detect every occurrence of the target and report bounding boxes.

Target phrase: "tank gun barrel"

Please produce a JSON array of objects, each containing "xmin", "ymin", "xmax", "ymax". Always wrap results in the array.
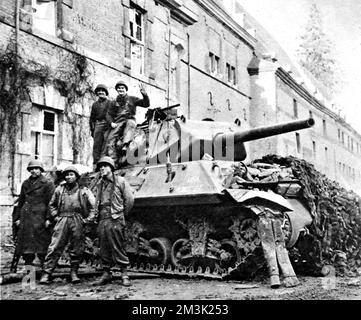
[{"xmin": 214, "ymin": 118, "xmax": 315, "ymax": 145}]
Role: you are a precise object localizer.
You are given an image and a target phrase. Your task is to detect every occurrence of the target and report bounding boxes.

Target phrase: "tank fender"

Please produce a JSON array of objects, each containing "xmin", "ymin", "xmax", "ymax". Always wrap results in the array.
[
  {"xmin": 284, "ymin": 199, "xmax": 313, "ymax": 248},
  {"xmin": 226, "ymin": 189, "xmax": 293, "ymax": 212}
]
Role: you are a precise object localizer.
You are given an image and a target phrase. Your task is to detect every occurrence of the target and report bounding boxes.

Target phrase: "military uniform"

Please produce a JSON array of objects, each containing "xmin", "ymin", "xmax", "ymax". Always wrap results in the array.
[
  {"xmin": 14, "ymin": 174, "xmax": 55, "ymax": 266},
  {"xmin": 96, "ymin": 173, "xmax": 134, "ymax": 269},
  {"xmin": 103, "ymin": 82, "xmax": 149, "ymax": 163},
  {"xmin": 42, "ymin": 182, "xmax": 95, "ymax": 280},
  {"xmin": 93, "ymin": 156, "xmax": 134, "ymax": 285},
  {"xmin": 90, "ymin": 85, "xmax": 112, "ymax": 165}
]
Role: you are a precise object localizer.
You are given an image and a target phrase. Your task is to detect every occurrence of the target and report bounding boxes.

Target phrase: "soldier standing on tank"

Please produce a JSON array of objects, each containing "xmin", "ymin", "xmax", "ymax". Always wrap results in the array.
[
  {"xmin": 103, "ymin": 80, "xmax": 150, "ymax": 166},
  {"xmin": 93, "ymin": 156, "xmax": 134, "ymax": 286},
  {"xmin": 39, "ymin": 166, "xmax": 96, "ymax": 284},
  {"xmin": 89, "ymin": 84, "xmax": 112, "ymax": 171},
  {"xmin": 13, "ymin": 159, "xmax": 55, "ymax": 272}
]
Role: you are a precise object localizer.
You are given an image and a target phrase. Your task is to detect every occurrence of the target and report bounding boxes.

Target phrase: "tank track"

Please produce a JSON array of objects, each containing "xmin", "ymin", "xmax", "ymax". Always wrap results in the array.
[{"xmin": 128, "ymin": 262, "xmax": 228, "ymax": 280}]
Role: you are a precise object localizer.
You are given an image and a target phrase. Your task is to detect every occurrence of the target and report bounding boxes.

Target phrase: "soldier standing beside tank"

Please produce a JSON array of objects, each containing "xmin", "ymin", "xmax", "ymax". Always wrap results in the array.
[
  {"xmin": 39, "ymin": 166, "xmax": 96, "ymax": 284},
  {"xmin": 103, "ymin": 81, "xmax": 150, "ymax": 167},
  {"xmin": 93, "ymin": 156, "xmax": 134, "ymax": 286},
  {"xmin": 89, "ymin": 84, "xmax": 112, "ymax": 171},
  {"xmin": 12, "ymin": 160, "xmax": 55, "ymax": 272}
]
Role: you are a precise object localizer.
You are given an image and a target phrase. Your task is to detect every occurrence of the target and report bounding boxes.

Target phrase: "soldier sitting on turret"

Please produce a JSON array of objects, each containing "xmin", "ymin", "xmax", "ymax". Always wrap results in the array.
[{"xmin": 102, "ymin": 80, "xmax": 150, "ymax": 167}]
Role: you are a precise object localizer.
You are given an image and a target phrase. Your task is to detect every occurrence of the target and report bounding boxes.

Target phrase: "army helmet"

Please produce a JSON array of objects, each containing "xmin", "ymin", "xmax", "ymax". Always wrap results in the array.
[
  {"xmin": 115, "ymin": 80, "xmax": 128, "ymax": 91},
  {"xmin": 94, "ymin": 84, "xmax": 109, "ymax": 96},
  {"xmin": 96, "ymin": 156, "xmax": 115, "ymax": 172},
  {"xmin": 63, "ymin": 165, "xmax": 80, "ymax": 179},
  {"xmin": 27, "ymin": 159, "xmax": 44, "ymax": 172}
]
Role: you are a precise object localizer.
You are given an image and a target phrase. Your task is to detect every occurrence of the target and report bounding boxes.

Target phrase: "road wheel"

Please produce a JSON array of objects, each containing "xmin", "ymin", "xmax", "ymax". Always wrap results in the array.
[
  {"xmin": 149, "ymin": 237, "xmax": 172, "ymax": 265},
  {"xmin": 171, "ymin": 238, "xmax": 190, "ymax": 266}
]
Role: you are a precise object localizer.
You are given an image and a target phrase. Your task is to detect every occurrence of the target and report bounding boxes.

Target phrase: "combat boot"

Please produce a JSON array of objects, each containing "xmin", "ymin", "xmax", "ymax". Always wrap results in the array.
[
  {"xmin": 39, "ymin": 272, "xmax": 52, "ymax": 285},
  {"xmin": 121, "ymin": 275, "xmax": 131, "ymax": 287},
  {"xmin": 94, "ymin": 269, "xmax": 112, "ymax": 285},
  {"xmin": 70, "ymin": 267, "xmax": 81, "ymax": 284},
  {"xmin": 121, "ymin": 268, "xmax": 131, "ymax": 287}
]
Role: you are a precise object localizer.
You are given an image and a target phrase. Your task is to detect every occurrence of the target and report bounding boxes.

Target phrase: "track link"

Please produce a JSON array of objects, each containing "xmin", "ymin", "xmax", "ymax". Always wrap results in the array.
[{"xmin": 128, "ymin": 263, "xmax": 230, "ymax": 280}]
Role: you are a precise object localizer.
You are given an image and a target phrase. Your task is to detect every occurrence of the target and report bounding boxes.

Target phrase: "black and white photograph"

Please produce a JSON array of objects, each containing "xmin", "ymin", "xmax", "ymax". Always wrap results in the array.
[{"xmin": 0, "ymin": 0, "xmax": 360, "ymax": 308}]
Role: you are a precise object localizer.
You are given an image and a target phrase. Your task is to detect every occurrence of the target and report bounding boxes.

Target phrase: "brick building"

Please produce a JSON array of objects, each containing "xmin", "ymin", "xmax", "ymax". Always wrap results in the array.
[{"xmin": 0, "ymin": 0, "xmax": 360, "ymax": 235}]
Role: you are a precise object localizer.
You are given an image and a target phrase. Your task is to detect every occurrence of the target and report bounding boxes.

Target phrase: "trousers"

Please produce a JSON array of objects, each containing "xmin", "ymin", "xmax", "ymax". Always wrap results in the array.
[
  {"xmin": 92, "ymin": 121, "xmax": 109, "ymax": 164},
  {"xmin": 97, "ymin": 213, "xmax": 129, "ymax": 269},
  {"xmin": 103, "ymin": 119, "xmax": 136, "ymax": 161},
  {"xmin": 43, "ymin": 215, "xmax": 85, "ymax": 274}
]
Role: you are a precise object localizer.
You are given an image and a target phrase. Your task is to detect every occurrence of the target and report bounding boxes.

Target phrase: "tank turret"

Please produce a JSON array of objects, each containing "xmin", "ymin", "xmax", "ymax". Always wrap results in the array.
[{"xmin": 136, "ymin": 112, "xmax": 315, "ymax": 164}]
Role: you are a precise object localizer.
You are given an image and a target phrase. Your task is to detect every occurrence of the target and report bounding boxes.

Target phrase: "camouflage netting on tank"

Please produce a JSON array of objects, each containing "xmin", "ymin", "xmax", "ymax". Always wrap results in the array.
[{"xmin": 253, "ymin": 155, "xmax": 361, "ymax": 276}]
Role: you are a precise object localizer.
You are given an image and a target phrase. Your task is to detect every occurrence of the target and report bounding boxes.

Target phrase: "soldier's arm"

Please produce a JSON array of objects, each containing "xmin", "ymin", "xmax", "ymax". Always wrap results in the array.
[
  {"xmin": 13, "ymin": 184, "xmax": 25, "ymax": 223},
  {"xmin": 83, "ymin": 188, "xmax": 97, "ymax": 223},
  {"xmin": 121, "ymin": 178, "xmax": 134, "ymax": 216},
  {"xmin": 49, "ymin": 187, "xmax": 61, "ymax": 220},
  {"xmin": 89, "ymin": 103, "xmax": 96, "ymax": 135},
  {"xmin": 106, "ymin": 100, "xmax": 117, "ymax": 124},
  {"xmin": 134, "ymin": 92, "xmax": 150, "ymax": 108},
  {"xmin": 45, "ymin": 181, "xmax": 55, "ymax": 221}
]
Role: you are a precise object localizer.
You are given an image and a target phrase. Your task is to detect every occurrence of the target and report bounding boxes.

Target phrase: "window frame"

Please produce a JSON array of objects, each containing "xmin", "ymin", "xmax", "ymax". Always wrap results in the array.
[
  {"xmin": 30, "ymin": 105, "xmax": 58, "ymax": 169},
  {"xmin": 209, "ymin": 52, "xmax": 220, "ymax": 76},
  {"xmin": 129, "ymin": 6, "xmax": 145, "ymax": 76}
]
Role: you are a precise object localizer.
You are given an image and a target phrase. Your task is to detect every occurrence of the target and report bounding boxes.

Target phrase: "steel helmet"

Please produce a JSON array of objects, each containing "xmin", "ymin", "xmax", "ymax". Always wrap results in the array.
[
  {"xmin": 94, "ymin": 84, "xmax": 109, "ymax": 96},
  {"xmin": 115, "ymin": 80, "xmax": 128, "ymax": 91},
  {"xmin": 63, "ymin": 165, "xmax": 80, "ymax": 179},
  {"xmin": 27, "ymin": 159, "xmax": 44, "ymax": 172},
  {"xmin": 96, "ymin": 156, "xmax": 115, "ymax": 172}
]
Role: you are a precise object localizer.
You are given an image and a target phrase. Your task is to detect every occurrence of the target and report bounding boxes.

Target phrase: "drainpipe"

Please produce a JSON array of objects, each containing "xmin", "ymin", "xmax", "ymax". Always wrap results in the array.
[
  {"xmin": 15, "ymin": 0, "xmax": 20, "ymax": 72},
  {"xmin": 11, "ymin": 0, "xmax": 20, "ymax": 195},
  {"xmin": 187, "ymin": 32, "xmax": 190, "ymax": 119},
  {"xmin": 167, "ymin": 11, "xmax": 171, "ymax": 108}
]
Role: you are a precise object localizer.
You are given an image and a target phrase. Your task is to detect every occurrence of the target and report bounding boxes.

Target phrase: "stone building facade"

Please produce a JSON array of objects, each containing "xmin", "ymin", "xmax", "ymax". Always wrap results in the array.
[{"xmin": 0, "ymin": 0, "xmax": 360, "ymax": 235}]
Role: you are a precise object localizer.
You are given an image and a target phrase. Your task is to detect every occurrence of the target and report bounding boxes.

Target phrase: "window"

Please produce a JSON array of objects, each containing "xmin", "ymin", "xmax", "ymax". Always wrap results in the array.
[
  {"xmin": 309, "ymin": 110, "xmax": 313, "ymax": 118},
  {"xmin": 231, "ymin": 66, "xmax": 236, "ymax": 85},
  {"xmin": 226, "ymin": 63, "xmax": 237, "ymax": 85},
  {"xmin": 293, "ymin": 99, "xmax": 298, "ymax": 118},
  {"xmin": 31, "ymin": 0, "xmax": 57, "ymax": 36},
  {"xmin": 209, "ymin": 52, "xmax": 220, "ymax": 76},
  {"xmin": 338, "ymin": 129, "xmax": 341, "ymax": 142},
  {"xmin": 341, "ymin": 132, "xmax": 345, "ymax": 145},
  {"xmin": 296, "ymin": 133, "xmax": 301, "ymax": 153},
  {"xmin": 129, "ymin": 7, "xmax": 145, "ymax": 75},
  {"xmin": 30, "ymin": 106, "xmax": 57, "ymax": 169},
  {"xmin": 324, "ymin": 147, "xmax": 328, "ymax": 160},
  {"xmin": 322, "ymin": 119, "xmax": 327, "ymax": 136}
]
